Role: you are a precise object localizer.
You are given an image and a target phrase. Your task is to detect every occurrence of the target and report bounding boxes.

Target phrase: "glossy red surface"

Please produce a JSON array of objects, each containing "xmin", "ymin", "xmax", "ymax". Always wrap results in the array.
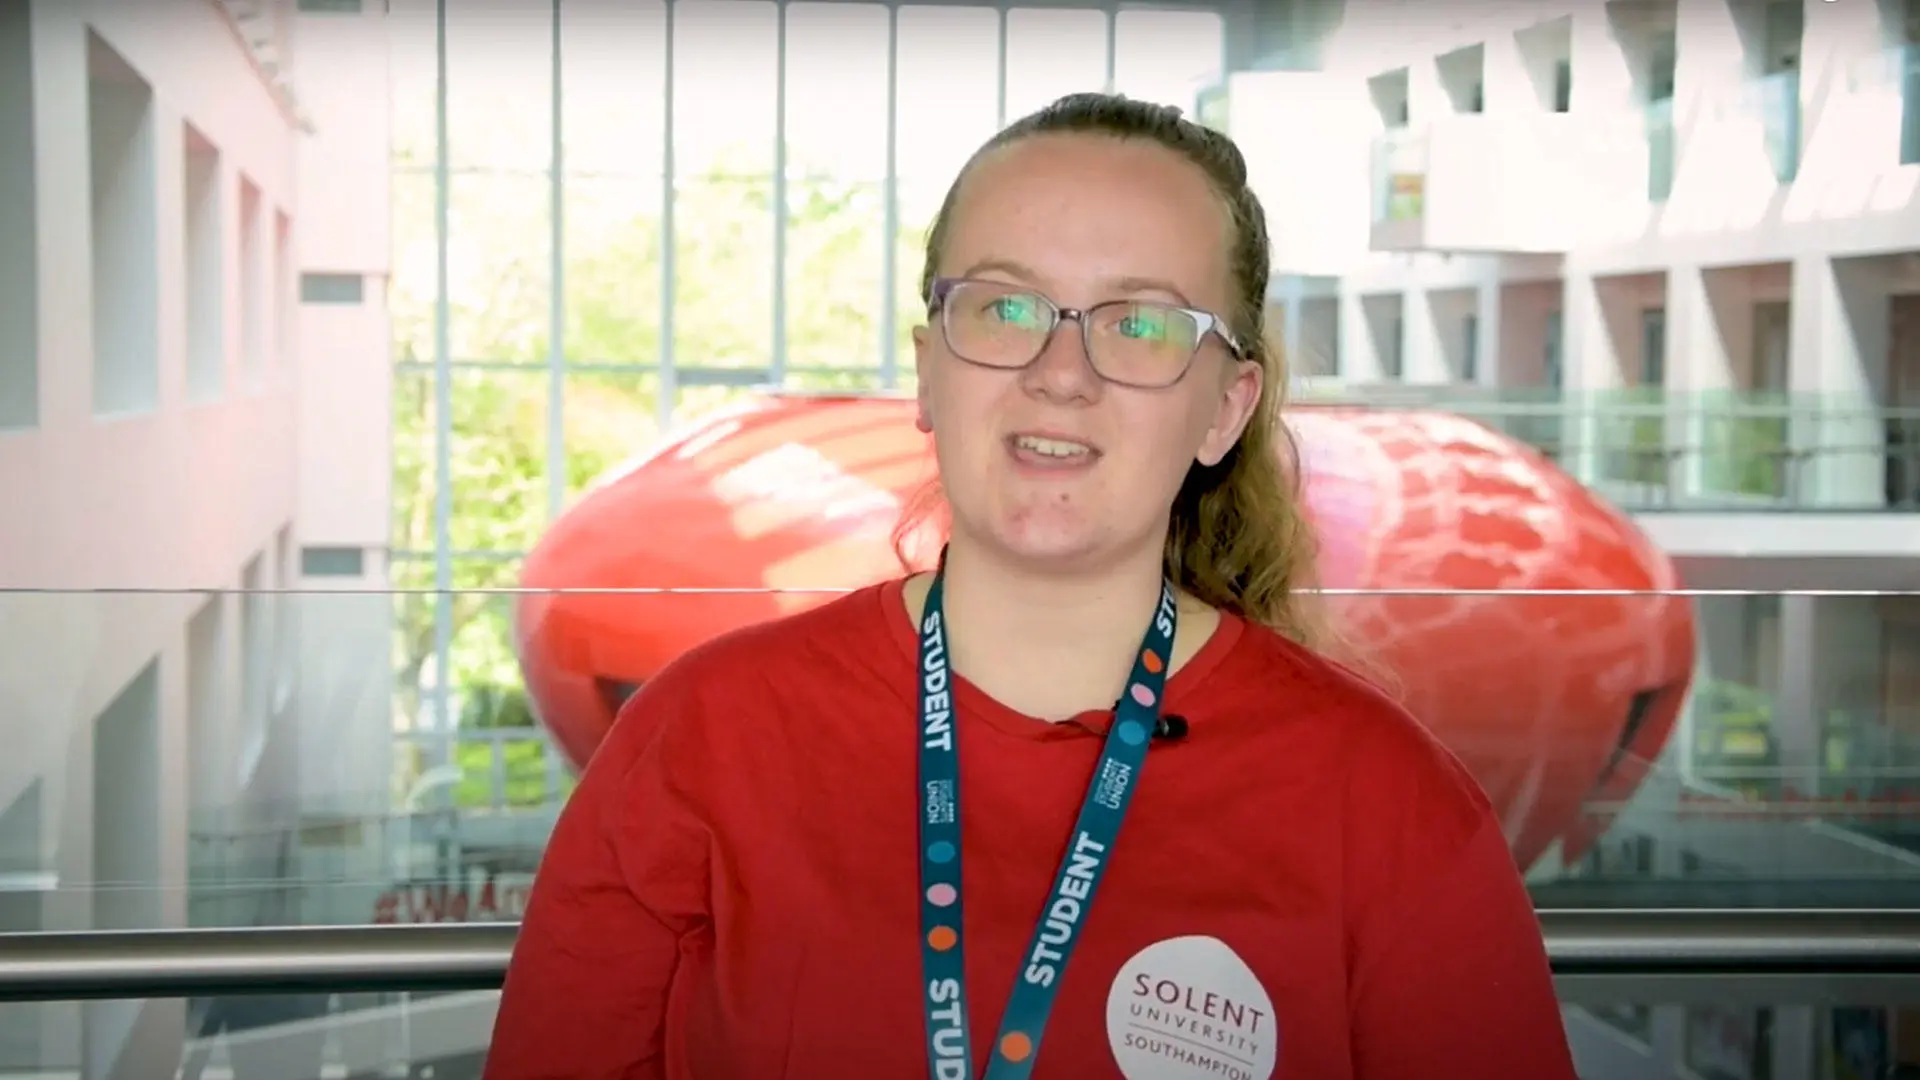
[{"xmin": 512, "ymin": 393, "xmax": 1695, "ymax": 870}]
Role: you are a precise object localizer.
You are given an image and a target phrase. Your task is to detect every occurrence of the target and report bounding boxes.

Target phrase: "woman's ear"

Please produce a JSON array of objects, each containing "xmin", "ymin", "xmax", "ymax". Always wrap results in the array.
[
  {"xmin": 1196, "ymin": 359, "xmax": 1262, "ymax": 467},
  {"xmin": 913, "ymin": 326, "xmax": 934, "ymax": 433}
]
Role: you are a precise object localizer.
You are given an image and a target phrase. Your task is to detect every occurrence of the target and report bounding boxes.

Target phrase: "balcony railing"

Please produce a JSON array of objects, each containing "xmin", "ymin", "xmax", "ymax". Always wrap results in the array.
[
  {"xmin": 1, "ymin": 573, "xmax": 1917, "ymax": 1070},
  {"xmin": 6, "ymin": 576, "xmax": 1918, "ymax": 1074},
  {"xmin": 0, "ymin": 915, "xmax": 1913, "ymax": 1076},
  {"xmin": 1292, "ymin": 385, "xmax": 1920, "ymax": 512},
  {"xmin": 3, "ymin": 910, "xmax": 1917, "ymax": 1001}
]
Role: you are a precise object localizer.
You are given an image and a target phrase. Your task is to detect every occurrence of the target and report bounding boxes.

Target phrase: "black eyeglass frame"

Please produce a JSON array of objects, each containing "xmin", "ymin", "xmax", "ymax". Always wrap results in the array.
[{"xmin": 926, "ymin": 276, "xmax": 1250, "ymax": 389}]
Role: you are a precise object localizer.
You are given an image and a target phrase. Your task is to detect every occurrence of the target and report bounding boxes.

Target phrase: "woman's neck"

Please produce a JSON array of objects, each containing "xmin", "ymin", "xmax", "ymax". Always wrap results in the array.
[{"xmin": 902, "ymin": 534, "xmax": 1218, "ymax": 722}]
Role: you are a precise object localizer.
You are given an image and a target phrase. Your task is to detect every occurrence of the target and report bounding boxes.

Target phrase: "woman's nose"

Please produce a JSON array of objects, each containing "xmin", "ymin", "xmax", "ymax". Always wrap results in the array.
[{"xmin": 1020, "ymin": 316, "xmax": 1102, "ymax": 401}]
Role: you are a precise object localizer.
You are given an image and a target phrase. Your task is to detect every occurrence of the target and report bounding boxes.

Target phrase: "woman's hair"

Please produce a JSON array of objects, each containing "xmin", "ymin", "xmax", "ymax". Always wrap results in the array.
[{"xmin": 893, "ymin": 91, "xmax": 1347, "ymax": 657}]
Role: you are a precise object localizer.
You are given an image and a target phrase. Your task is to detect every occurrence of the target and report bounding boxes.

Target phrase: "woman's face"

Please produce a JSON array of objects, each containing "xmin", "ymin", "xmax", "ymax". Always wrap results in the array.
[{"xmin": 912, "ymin": 133, "xmax": 1262, "ymax": 572}]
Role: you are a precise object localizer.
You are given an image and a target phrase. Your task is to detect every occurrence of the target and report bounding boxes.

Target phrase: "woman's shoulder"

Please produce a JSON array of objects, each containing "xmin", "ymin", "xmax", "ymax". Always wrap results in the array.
[
  {"xmin": 1217, "ymin": 618, "xmax": 1496, "ymax": 837},
  {"xmin": 595, "ymin": 578, "xmax": 910, "ymax": 763},
  {"xmin": 1212, "ymin": 621, "xmax": 1517, "ymax": 934},
  {"xmin": 670, "ymin": 578, "xmax": 904, "ymax": 677}
]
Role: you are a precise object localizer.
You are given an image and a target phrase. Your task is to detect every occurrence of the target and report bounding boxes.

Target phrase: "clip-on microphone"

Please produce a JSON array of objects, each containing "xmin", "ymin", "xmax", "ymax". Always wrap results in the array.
[{"xmin": 1113, "ymin": 695, "xmax": 1188, "ymax": 740}]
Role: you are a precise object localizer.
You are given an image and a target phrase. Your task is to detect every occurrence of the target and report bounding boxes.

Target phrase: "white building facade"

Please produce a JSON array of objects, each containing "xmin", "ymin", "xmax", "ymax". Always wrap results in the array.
[
  {"xmin": 0, "ymin": 0, "xmax": 393, "ymax": 1072},
  {"xmin": 1223, "ymin": 0, "xmax": 1920, "ymax": 802},
  {"xmin": 1217, "ymin": 1, "xmax": 1920, "ymax": 1075}
]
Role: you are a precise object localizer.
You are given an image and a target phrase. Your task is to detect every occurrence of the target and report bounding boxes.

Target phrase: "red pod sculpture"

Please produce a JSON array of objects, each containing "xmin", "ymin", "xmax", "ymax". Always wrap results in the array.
[{"xmin": 512, "ymin": 392, "xmax": 1695, "ymax": 871}]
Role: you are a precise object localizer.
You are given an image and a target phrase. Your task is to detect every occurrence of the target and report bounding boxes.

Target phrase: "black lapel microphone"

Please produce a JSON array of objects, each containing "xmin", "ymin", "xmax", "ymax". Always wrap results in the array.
[{"xmin": 1113, "ymin": 695, "xmax": 1189, "ymax": 740}]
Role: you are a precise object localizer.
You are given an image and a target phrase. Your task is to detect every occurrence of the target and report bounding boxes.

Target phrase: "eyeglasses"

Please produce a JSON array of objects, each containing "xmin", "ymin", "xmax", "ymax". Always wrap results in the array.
[{"xmin": 927, "ymin": 277, "xmax": 1248, "ymax": 390}]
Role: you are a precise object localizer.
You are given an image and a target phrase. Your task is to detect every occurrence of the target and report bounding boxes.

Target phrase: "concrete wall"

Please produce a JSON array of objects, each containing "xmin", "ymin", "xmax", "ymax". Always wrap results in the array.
[
  {"xmin": 1252, "ymin": 0, "xmax": 1920, "ymax": 274},
  {"xmin": 1239, "ymin": 0, "xmax": 1920, "ymax": 479},
  {"xmin": 1231, "ymin": 23, "xmax": 1920, "ymax": 1053},
  {"xmin": 0, "ymin": 0, "xmax": 345, "ymax": 1073},
  {"xmin": 287, "ymin": 0, "xmax": 397, "ymax": 823},
  {"xmin": 1229, "ymin": 0, "xmax": 1919, "ymax": 549}
]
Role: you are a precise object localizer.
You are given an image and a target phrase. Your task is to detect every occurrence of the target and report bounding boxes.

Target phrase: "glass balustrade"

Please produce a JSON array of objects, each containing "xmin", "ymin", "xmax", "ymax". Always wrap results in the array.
[
  {"xmin": 0, "ymin": 586, "xmax": 1914, "ymax": 932},
  {"xmin": 0, "ymin": 915, "xmax": 1914, "ymax": 1077},
  {"xmin": 0, "ymin": 986, "xmax": 500, "ymax": 1079},
  {"xmin": 0, "ymin": 584, "xmax": 1917, "ymax": 1078}
]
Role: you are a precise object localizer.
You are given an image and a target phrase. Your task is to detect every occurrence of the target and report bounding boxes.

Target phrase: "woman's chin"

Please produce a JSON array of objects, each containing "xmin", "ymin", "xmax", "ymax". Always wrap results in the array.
[{"xmin": 976, "ymin": 515, "xmax": 1115, "ymax": 570}]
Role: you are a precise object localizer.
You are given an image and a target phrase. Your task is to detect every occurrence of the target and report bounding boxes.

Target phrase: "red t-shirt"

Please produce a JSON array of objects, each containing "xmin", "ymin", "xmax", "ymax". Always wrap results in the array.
[{"xmin": 484, "ymin": 579, "xmax": 1577, "ymax": 1080}]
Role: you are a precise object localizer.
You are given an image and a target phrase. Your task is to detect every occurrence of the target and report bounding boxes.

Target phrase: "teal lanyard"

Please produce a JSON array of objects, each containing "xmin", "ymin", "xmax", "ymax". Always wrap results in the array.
[{"xmin": 915, "ymin": 561, "xmax": 1177, "ymax": 1079}]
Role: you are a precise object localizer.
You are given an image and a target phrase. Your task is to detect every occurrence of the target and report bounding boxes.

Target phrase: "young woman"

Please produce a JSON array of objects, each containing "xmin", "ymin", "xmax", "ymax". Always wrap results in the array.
[{"xmin": 483, "ymin": 93, "xmax": 1578, "ymax": 1080}]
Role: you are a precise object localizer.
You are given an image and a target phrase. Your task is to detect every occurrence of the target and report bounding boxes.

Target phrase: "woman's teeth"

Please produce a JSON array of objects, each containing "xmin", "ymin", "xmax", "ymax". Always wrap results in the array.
[{"xmin": 1014, "ymin": 435, "xmax": 1093, "ymax": 459}]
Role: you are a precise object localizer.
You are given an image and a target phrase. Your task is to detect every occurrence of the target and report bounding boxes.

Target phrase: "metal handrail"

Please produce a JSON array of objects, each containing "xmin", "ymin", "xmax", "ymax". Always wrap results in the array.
[
  {"xmin": 0, "ymin": 923, "xmax": 510, "ymax": 1001},
  {"xmin": 2, "ymin": 910, "xmax": 1920, "ymax": 1002}
]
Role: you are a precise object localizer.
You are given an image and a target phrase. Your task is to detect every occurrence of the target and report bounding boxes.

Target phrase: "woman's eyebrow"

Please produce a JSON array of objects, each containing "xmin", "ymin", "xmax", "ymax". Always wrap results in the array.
[
  {"xmin": 957, "ymin": 257, "xmax": 1044, "ymax": 284},
  {"xmin": 1107, "ymin": 275, "xmax": 1193, "ymax": 306},
  {"xmin": 956, "ymin": 260, "xmax": 1195, "ymax": 307}
]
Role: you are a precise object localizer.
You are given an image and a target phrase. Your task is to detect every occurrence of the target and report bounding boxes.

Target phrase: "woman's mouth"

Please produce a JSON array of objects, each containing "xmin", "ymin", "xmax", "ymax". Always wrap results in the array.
[{"xmin": 1007, "ymin": 433, "xmax": 1100, "ymax": 469}]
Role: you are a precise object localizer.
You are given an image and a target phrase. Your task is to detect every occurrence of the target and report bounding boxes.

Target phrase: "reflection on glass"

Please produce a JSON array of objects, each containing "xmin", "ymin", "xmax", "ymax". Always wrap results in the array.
[
  {"xmin": 3, "ymin": 579, "xmax": 1920, "ymax": 1080},
  {"xmin": 12, "ymin": 588, "xmax": 1917, "ymax": 926},
  {"xmin": 0, "ymin": 992, "xmax": 500, "ymax": 1078},
  {"xmin": 1684, "ymin": 1006, "xmax": 1772, "ymax": 1080}
]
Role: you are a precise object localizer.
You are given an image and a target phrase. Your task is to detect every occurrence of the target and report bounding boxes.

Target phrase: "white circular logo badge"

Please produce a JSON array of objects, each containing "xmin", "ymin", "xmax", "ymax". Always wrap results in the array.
[{"xmin": 1105, "ymin": 936, "xmax": 1278, "ymax": 1080}]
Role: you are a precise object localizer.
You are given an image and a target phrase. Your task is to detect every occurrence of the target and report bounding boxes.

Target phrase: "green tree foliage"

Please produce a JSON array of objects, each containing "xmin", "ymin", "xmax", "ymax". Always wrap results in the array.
[{"xmin": 388, "ymin": 148, "xmax": 936, "ymax": 732}]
